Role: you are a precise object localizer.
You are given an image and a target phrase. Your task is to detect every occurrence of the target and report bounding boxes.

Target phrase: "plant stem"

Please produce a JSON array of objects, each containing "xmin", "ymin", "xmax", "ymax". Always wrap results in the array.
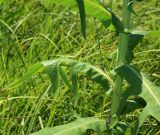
[{"xmin": 110, "ymin": 0, "xmax": 131, "ymax": 126}]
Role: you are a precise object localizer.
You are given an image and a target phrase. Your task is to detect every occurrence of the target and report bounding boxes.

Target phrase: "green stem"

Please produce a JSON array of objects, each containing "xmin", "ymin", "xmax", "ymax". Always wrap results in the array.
[{"xmin": 110, "ymin": 0, "xmax": 131, "ymax": 126}]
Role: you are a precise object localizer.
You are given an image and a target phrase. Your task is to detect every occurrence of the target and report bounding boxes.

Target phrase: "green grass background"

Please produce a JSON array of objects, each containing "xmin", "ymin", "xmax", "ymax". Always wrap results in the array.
[{"xmin": 0, "ymin": 0, "xmax": 160, "ymax": 134}]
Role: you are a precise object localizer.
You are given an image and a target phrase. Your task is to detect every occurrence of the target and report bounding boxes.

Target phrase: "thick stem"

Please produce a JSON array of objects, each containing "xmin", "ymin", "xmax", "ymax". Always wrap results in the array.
[{"xmin": 110, "ymin": 0, "xmax": 131, "ymax": 125}]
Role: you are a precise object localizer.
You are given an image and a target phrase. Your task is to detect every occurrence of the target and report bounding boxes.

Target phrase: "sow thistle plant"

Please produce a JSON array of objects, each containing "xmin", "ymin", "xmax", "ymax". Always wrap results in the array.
[{"xmin": 8, "ymin": 0, "xmax": 160, "ymax": 134}]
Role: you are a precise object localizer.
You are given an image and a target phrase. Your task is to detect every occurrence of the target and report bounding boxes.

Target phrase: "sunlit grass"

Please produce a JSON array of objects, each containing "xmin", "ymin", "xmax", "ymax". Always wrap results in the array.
[{"xmin": 0, "ymin": 0, "xmax": 160, "ymax": 134}]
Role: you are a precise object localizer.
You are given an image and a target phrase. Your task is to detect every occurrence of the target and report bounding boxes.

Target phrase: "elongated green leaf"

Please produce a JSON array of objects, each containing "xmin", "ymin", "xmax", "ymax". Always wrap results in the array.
[
  {"xmin": 7, "ymin": 58, "xmax": 110, "ymax": 102},
  {"xmin": 76, "ymin": 0, "xmax": 86, "ymax": 38},
  {"xmin": 30, "ymin": 117, "xmax": 107, "ymax": 135},
  {"xmin": 40, "ymin": 0, "xmax": 111, "ymax": 27},
  {"xmin": 116, "ymin": 64, "xmax": 160, "ymax": 134}
]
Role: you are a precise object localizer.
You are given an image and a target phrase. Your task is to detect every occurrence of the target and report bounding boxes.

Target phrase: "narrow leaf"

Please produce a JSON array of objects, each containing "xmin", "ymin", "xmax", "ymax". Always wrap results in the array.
[{"xmin": 76, "ymin": 0, "xmax": 86, "ymax": 38}]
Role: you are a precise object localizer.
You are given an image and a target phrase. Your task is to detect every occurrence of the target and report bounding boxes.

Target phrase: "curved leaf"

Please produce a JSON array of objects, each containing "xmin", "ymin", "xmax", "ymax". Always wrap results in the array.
[
  {"xmin": 7, "ymin": 58, "xmax": 111, "ymax": 102},
  {"xmin": 30, "ymin": 117, "xmax": 107, "ymax": 135},
  {"xmin": 116, "ymin": 64, "xmax": 160, "ymax": 134},
  {"xmin": 42, "ymin": 59, "xmax": 110, "ymax": 102}
]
